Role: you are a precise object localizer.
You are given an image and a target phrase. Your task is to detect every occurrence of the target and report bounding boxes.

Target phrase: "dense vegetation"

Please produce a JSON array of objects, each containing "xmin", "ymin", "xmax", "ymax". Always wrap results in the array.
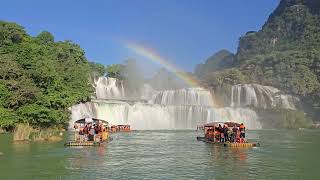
[
  {"xmin": 236, "ymin": 0, "xmax": 320, "ymax": 97},
  {"xmin": 106, "ymin": 64, "xmax": 124, "ymax": 80},
  {"xmin": 0, "ymin": 21, "xmax": 102, "ymax": 129},
  {"xmin": 195, "ymin": 0, "xmax": 320, "ymax": 127}
]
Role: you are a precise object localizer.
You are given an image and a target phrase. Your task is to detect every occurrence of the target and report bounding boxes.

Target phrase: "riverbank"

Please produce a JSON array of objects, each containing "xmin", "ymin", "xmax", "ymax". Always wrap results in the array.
[{"xmin": 11, "ymin": 124, "xmax": 64, "ymax": 143}]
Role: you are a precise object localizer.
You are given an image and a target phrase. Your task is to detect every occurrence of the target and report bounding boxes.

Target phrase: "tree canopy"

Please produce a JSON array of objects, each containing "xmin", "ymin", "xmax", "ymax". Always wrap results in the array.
[{"xmin": 0, "ymin": 21, "xmax": 102, "ymax": 128}]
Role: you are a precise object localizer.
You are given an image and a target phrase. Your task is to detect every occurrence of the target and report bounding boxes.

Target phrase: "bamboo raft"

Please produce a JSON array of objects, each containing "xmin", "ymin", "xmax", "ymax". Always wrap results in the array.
[
  {"xmin": 224, "ymin": 142, "xmax": 260, "ymax": 147},
  {"xmin": 196, "ymin": 137, "xmax": 259, "ymax": 148},
  {"xmin": 64, "ymin": 137, "xmax": 113, "ymax": 147}
]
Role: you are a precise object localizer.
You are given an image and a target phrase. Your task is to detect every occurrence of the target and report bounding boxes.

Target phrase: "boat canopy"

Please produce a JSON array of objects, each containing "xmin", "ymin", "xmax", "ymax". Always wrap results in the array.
[
  {"xmin": 117, "ymin": 125, "xmax": 130, "ymax": 127},
  {"xmin": 203, "ymin": 122, "xmax": 240, "ymax": 127},
  {"xmin": 74, "ymin": 118, "xmax": 109, "ymax": 125}
]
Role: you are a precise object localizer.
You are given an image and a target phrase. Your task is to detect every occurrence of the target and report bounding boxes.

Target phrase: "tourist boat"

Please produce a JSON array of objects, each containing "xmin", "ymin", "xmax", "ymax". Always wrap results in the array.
[
  {"xmin": 64, "ymin": 118, "xmax": 112, "ymax": 147},
  {"xmin": 196, "ymin": 122, "xmax": 259, "ymax": 148},
  {"xmin": 110, "ymin": 125, "xmax": 131, "ymax": 133}
]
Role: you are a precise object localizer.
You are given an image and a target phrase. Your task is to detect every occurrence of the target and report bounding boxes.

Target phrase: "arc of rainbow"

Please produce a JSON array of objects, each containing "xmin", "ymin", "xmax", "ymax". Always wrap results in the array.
[
  {"xmin": 123, "ymin": 41, "xmax": 221, "ymax": 109},
  {"xmin": 124, "ymin": 41, "xmax": 200, "ymax": 88}
]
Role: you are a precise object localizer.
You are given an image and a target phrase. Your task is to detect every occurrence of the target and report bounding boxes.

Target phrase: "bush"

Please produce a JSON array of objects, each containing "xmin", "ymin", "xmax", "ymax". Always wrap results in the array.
[{"xmin": 0, "ymin": 108, "xmax": 18, "ymax": 128}]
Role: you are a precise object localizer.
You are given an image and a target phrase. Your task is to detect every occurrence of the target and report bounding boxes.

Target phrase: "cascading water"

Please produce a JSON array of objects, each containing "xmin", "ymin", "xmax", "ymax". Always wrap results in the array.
[
  {"xmin": 70, "ymin": 77, "xmax": 264, "ymax": 130},
  {"xmin": 152, "ymin": 88, "xmax": 214, "ymax": 106},
  {"xmin": 94, "ymin": 77, "xmax": 125, "ymax": 99},
  {"xmin": 230, "ymin": 84, "xmax": 299, "ymax": 110},
  {"xmin": 71, "ymin": 102, "xmax": 261, "ymax": 130}
]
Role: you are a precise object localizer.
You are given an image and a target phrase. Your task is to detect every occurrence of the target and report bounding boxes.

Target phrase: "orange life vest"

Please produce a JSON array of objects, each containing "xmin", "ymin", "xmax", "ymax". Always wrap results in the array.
[{"xmin": 239, "ymin": 125, "xmax": 245, "ymax": 133}]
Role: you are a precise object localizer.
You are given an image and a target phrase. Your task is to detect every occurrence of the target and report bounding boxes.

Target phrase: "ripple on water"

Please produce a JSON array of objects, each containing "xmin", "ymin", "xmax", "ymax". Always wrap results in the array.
[{"xmin": 1, "ymin": 130, "xmax": 320, "ymax": 179}]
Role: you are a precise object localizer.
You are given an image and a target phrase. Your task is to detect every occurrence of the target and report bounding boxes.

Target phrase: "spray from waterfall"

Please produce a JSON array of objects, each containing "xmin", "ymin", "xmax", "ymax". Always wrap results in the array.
[{"xmin": 123, "ymin": 40, "xmax": 217, "ymax": 108}]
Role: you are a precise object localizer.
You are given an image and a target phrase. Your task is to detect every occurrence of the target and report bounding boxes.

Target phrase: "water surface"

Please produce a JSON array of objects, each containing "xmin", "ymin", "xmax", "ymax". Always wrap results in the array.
[{"xmin": 0, "ymin": 130, "xmax": 319, "ymax": 179}]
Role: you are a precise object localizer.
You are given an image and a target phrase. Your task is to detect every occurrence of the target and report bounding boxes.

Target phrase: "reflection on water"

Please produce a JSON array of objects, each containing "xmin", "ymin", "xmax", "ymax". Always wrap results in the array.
[
  {"xmin": 68, "ymin": 146, "xmax": 107, "ymax": 170},
  {"xmin": 210, "ymin": 144, "xmax": 249, "ymax": 162},
  {"xmin": 12, "ymin": 142, "xmax": 31, "ymax": 153},
  {"xmin": 1, "ymin": 130, "xmax": 320, "ymax": 179}
]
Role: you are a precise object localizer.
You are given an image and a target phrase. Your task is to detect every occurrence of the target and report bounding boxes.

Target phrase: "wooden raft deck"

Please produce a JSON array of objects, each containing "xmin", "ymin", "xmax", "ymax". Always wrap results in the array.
[
  {"xmin": 64, "ymin": 141, "xmax": 103, "ymax": 146},
  {"xmin": 64, "ymin": 137, "xmax": 113, "ymax": 147},
  {"xmin": 196, "ymin": 136, "xmax": 260, "ymax": 148}
]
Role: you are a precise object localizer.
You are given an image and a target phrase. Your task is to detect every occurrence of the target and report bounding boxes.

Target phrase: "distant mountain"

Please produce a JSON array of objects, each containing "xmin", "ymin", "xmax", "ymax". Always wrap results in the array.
[{"xmin": 194, "ymin": 49, "xmax": 235, "ymax": 77}]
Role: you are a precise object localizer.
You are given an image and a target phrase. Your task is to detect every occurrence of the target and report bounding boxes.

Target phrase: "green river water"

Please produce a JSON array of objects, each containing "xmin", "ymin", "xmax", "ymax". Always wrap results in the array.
[{"xmin": 0, "ymin": 130, "xmax": 319, "ymax": 180}]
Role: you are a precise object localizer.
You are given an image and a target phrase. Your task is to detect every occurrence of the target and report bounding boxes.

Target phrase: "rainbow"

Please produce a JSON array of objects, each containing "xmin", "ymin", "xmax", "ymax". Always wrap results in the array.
[
  {"xmin": 123, "ymin": 41, "xmax": 221, "ymax": 108},
  {"xmin": 124, "ymin": 41, "xmax": 201, "ymax": 87}
]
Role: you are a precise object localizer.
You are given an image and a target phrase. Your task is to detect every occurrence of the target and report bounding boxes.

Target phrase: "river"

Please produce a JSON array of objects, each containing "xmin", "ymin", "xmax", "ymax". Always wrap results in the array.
[{"xmin": 0, "ymin": 130, "xmax": 319, "ymax": 180}]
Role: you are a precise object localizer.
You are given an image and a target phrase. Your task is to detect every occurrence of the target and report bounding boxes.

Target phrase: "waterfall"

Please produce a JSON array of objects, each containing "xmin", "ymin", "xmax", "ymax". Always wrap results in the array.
[
  {"xmin": 230, "ymin": 84, "xmax": 299, "ymax": 110},
  {"xmin": 70, "ymin": 78, "xmax": 265, "ymax": 130},
  {"xmin": 71, "ymin": 102, "xmax": 261, "ymax": 130},
  {"xmin": 152, "ymin": 88, "xmax": 214, "ymax": 106},
  {"xmin": 94, "ymin": 77, "xmax": 125, "ymax": 99}
]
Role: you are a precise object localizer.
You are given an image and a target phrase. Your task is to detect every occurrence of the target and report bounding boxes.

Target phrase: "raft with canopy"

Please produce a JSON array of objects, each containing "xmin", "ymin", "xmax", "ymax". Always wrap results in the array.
[
  {"xmin": 64, "ymin": 118, "xmax": 112, "ymax": 147},
  {"xmin": 196, "ymin": 122, "xmax": 260, "ymax": 148},
  {"xmin": 110, "ymin": 124, "xmax": 131, "ymax": 133}
]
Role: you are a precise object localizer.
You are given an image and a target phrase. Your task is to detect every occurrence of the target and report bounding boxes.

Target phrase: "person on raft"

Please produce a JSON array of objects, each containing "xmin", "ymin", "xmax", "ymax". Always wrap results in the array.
[
  {"xmin": 204, "ymin": 123, "xmax": 246, "ymax": 143},
  {"xmin": 231, "ymin": 126, "xmax": 238, "ymax": 142},
  {"xmin": 222, "ymin": 124, "xmax": 229, "ymax": 142},
  {"xmin": 239, "ymin": 123, "xmax": 246, "ymax": 143}
]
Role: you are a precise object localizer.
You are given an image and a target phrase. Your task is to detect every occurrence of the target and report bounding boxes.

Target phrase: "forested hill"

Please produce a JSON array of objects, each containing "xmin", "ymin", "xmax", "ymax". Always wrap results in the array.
[
  {"xmin": 237, "ymin": 0, "xmax": 320, "ymax": 112},
  {"xmin": 196, "ymin": 0, "xmax": 320, "ymax": 121},
  {"xmin": 194, "ymin": 50, "xmax": 235, "ymax": 77},
  {"xmin": 237, "ymin": 0, "xmax": 320, "ymax": 62},
  {"xmin": 0, "ymin": 21, "xmax": 105, "ymax": 129}
]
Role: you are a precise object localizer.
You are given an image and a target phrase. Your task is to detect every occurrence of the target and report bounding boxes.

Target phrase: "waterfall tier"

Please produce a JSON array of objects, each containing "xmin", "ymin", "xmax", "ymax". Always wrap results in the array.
[
  {"xmin": 71, "ymin": 101, "xmax": 261, "ymax": 130},
  {"xmin": 231, "ymin": 84, "xmax": 299, "ymax": 110},
  {"xmin": 94, "ymin": 77, "xmax": 125, "ymax": 99},
  {"xmin": 152, "ymin": 88, "xmax": 214, "ymax": 106}
]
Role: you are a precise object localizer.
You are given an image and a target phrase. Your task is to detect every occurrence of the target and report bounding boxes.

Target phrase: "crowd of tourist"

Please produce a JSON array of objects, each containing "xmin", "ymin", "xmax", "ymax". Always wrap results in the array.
[
  {"xmin": 205, "ymin": 123, "xmax": 246, "ymax": 143},
  {"xmin": 74, "ymin": 122, "xmax": 109, "ymax": 142}
]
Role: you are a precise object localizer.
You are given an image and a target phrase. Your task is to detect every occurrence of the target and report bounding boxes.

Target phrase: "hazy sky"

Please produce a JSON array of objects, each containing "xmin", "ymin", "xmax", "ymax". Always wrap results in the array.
[{"xmin": 1, "ymin": 0, "xmax": 279, "ymax": 72}]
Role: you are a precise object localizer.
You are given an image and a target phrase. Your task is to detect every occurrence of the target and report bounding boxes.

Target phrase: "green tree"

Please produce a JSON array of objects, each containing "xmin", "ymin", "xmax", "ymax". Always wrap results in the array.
[
  {"xmin": 90, "ymin": 62, "xmax": 106, "ymax": 77},
  {"xmin": 106, "ymin": 64, "xmax": 124, "ymax": 79},
  {"xmin": 35, "ymin": 31, "xmax": 54, "ymax": 44},
  {"xmin": 0, "ymin": 20, "xmax": 98, "ymax": 128},
  {"xmin": 0, "ymin": 108, "xmax": 18, "ymax": 128}
]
